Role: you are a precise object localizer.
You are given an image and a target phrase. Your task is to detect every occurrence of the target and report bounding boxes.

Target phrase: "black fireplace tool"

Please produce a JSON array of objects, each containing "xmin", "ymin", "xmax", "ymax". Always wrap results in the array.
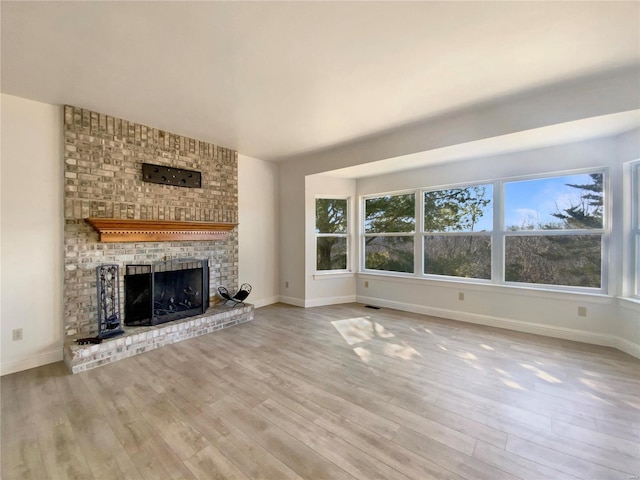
[{"xmin": 76, "ymin": 264, "xmax": 125, "ymax": 345}]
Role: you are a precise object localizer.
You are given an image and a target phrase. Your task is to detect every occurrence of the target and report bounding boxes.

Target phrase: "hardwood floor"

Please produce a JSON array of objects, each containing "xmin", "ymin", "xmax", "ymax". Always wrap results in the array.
[{"xmin": 2, "ymin": 303, "xmax": 639, "ymax": 479}]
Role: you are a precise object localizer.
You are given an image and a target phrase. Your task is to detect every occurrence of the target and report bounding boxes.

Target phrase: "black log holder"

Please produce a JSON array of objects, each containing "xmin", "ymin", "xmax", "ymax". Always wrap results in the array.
[{"xmin": 76, "ymin": 264, "xmax": 125, "ymax": 345}]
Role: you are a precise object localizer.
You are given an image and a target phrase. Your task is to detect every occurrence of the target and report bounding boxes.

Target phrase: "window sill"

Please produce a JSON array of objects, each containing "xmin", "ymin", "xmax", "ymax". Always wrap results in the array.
[
  {"xmin": 618, "ymin": 296, "xmax": 640, "ymax": 312},
  {"xmin": 357, "ymin": 272, "xmax": 613, "ymax": 304},
  {"xmin": 313, "ymin": 272, "xmax": 355, "ymax": 280}
]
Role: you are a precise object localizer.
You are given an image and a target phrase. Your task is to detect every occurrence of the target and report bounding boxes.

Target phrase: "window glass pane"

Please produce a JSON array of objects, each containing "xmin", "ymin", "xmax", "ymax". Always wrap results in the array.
[
  {"xmin": 505, "ymin": 173, "xmax": 603, "ymax": 230},
  {"xmin": 365, "ymin": 194, "xmax": 415, "ymax": 233},
  {"xmin": 424, "ymin": 236, "xmax": 491, "ymax": 279},
  {"xmin": 505, "ymin": 235, "xmax": 601, "ymax": 288},
  {"xmin": 424, "ymin": 185, "xmax": 492, "ymax": 232},
  {"xmin": 316, "ymin": 198, "xmax": 347, "ymax": 234},
  {"xmin": 316, "ymin": 237, "xmax": 347, "ymax": 270},
  {"xmin": 365, "ymin": 236, "xmax": 414, "ymax": 273}
]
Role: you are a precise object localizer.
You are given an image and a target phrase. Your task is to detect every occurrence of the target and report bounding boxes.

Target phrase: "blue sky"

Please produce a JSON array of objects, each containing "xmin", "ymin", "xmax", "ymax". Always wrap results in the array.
[
  {"xmin": 363, "ymin": 173, "xmax": 600, "ymax": 232},
  {"xmin": 437, "ymin": 173, "xmax": 599, "ymax": 232},
  {"xmin": 504, "ymin": 174, "xmax": 597, "ymax": 229}
]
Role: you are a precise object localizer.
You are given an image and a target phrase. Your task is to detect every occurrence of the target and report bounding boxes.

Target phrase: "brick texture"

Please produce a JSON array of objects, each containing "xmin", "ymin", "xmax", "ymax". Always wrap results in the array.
[
  {"xmin": 64, "ymin": 304, "xmax": 253, "ymax": 373},
  {"xmin": 64, "ymin": 106, "xmax": 239, "ymax": 337}
]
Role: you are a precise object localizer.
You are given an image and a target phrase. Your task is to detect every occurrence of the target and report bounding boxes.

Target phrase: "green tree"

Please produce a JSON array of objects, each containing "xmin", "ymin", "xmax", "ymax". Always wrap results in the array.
[
  {"xmin": 364, "ymin": 194, "xmax": 415, "ymax": 272},
  {"xmin": 545, "ymin": 173, "xmax": 603, "ymax": 286},
  {"xmin": 424, "ymin": 186, "xmax": 492, "ymax": 232},
  {"xmin": 316, "ymin": 199, "xmax": 347, "ymax": 270},
  {"xmin": 424, "ymin": 235, "xmax": 491, "ymax": 279},
  {"xmin": 365, "ymin": 194, "xmax": 415, "ymax": 235},
  {"xmin": 422, "ymin": 186, "xmax": 492, "ymax": 278},
  {"xmin": 550, "ymin": 173, "xmax": 603, "ymax": 229},
  {"xmin": 506, "ymin": 174, "xmax": 603, "ymax": 287}
]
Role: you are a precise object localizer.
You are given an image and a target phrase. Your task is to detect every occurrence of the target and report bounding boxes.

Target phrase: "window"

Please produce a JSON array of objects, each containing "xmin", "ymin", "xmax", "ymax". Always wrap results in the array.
[
  {"xmin": 315, "ymin": 198, "xmax": 349, "ymax": 271},
  {"xmin": 359, "ymin": 169, "xmax": 608, "ymax": 292},
  {"xmin": 423, "ymin": 184, "xmax": 493, "ymax": 279},
  {"xmin": 503, "ymin": 172, "xmax": 605, "ymax": 288},
  {"xmin": 363, "ymin": 193, "xmax": 415, "ymax": 273}
]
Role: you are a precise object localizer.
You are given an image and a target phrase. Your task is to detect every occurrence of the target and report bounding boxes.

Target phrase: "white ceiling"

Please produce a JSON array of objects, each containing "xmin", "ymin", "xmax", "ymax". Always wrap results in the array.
[
  {"xmin": 2, "ymin": 1, "xmax": 639, "ymax": 161},
  {"xmin": 322, "ymin": 110, "xmax": 640, "ymax": 179}
]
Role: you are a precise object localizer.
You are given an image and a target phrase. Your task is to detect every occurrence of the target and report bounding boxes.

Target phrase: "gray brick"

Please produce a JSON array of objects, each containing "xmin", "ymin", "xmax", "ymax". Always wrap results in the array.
[{"xmin": 64, "ymin": 106, "xmax": 239, "ymax": 337}]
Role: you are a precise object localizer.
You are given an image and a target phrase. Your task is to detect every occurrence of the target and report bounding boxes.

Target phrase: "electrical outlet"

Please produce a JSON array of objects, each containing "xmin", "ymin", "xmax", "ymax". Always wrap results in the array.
[
  {"xmin": 12, "ymin": 328, "xmax": 23, "ymax": 341},
  {"xmin": 458, "ymin": 292, "xmax": 464, "ymax": 301},
  {"xmin": 578, "ymin": 306, "xmax": 587, "ymax": 317},
  {"xmin": 364, "ymin": 281, "xmax": 369, "ymax": 288},
  {"xmin": 285, "ymin": 281, "xmax": 289, "ymax": 288}
]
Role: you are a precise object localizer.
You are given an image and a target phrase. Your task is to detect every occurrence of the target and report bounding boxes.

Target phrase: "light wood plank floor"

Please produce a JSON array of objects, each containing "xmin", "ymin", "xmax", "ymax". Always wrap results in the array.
[{"xmin": 2, "ymin": 303, "xmax": 639, "ymax": 479}]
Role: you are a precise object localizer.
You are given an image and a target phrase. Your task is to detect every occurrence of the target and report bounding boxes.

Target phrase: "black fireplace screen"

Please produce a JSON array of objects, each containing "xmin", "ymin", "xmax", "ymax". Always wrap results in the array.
[{"xmin": 124, "ymin": 258, "xmax": 209, "ymax": 326}]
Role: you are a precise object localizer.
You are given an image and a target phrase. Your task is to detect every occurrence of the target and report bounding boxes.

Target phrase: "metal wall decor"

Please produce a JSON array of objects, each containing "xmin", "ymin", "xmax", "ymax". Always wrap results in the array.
[
  {"xmin": 142, "ymin": 163, "xmax": 202, "ymax": 188},
  {"xmin": 96, "ymin": 264, "xmax": 124, "ymax": 339}
]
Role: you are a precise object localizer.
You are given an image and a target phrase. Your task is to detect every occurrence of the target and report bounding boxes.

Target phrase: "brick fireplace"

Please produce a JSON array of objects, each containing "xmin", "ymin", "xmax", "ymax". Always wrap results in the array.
[{"xmin": 62, "ymin": 106, "xmax": 253, "ymax": 372}]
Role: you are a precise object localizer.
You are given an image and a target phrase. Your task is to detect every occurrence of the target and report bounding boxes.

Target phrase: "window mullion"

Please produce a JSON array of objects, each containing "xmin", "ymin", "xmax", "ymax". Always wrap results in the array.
[
  {"xmin": 415, "ymin": 190, "xmax": 423, "ymax": 276},
  {"xmin": 493, "ymin": 180, "xmax": 504, "ymax": 284}
]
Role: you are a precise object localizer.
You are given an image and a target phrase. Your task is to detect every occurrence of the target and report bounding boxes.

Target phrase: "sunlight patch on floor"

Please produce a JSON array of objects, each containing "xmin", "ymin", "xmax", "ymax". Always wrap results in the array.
[
  {"xmin": 624, "ymin": 400, "xmax": 640, "ymax": 410},
  {"xmin": 583, "ymin": 391, "xmax": 614, "ymax": 405},
  {"xmin": 331, "ymin": 317, "xmax": 424, "ymax": 363},
  {"xmin": 353, "ymin": 346, "xmax": 371, "ymax": 363},
  {"xmin": 331, "ymin": 317, "xmax": 395, "ymax": 346},
  {"xmin": 521, "ymin": 363, "xmax": 562, "ymax": 384},
  {"xmin": 494, "ymin": 368, "xmax": 513, "ymax": 378},
  {"xmin": 500, "ymin": 378, "xmax": 527, "ymax": 391},
  {"xmin": 579, "ymin": 377, "xmax": 607, "ymax": 392},
  {"xmin": 463, "ymin": 359, "xmax": 483, "ymax": 371},
  {"xmin": 383, "ymin": 342, "xmax": 422, "ymax": 361}
]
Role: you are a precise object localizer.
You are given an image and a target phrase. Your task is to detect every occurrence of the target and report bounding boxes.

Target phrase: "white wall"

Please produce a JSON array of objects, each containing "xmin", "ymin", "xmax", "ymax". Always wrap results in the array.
[
  {"xmin": 1, "ymin": 94, "xmax": 64, "ymax": 375},
  {"xmin": 0, "ymin": 103, "xmax": 281, "ymax": 375},
  {"xmin": 304, "ymin": 174, "xmax": 357, "ymax": 306},
  {"xmin": 279, "ymin": 162, "xmax": 307, "ymax": 304},
  {"xmin": 355, "ymin": 137, "xmax": 638, "ymax": 355},
  {"xmin": 238, "ymin": 154, "xmax": 280, "ymax": 308},
  {"xmin": 279, "ymin": 68, "xmax": 640, "ymax": 357},
  {"xmin": 279, "ymin": 68, "xmax": 640, "ymax": 305}
]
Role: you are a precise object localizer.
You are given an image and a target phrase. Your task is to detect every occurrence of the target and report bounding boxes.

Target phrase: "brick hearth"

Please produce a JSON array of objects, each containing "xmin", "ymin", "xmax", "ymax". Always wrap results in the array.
[{"xmin": 64, "ymin": 304, "xmax": 254, "ymax": 373}]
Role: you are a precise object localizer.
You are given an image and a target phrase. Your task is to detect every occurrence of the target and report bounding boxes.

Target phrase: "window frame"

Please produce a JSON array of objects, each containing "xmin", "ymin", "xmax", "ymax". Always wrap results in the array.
[
  {"xmin": 632, "ymin": 162, "xmax": 640, "ymax": 298},
  {"xmin": 501, "ymin": 169, "xmax": 608, "ymax": 293},
  {"xmin": 315, "ymin": 196, "xmax": 351, "ymax": 274},
  {"xmin": 361, "ymin": 190, "xmax": 418, "ymax": 275},
  {"xmin": 358, "ymin": 167, "xmax": 610, "ymax": 294},
  {"xmin": 421, "ymin": 181, "xmax": 494, "ymax": 282}
]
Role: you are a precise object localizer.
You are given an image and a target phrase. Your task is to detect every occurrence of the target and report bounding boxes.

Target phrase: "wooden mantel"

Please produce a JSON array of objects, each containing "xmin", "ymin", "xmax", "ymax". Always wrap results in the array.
[{"xmin": 85, "ymin": 218, "xmax": 237, "ymax": 242}]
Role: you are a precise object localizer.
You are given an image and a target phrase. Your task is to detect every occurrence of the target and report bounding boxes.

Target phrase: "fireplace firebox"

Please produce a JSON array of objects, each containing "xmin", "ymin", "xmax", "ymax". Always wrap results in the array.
[{"xmin": 124, "ymin": 258, "xmax": 209, "ymax": 326}]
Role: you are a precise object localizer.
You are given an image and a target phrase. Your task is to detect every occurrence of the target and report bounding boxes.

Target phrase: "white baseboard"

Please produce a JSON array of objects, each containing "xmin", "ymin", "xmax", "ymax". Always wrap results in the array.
[
  {"xmin": 277, "ymin": 295, "xmax": 357, "ymax": 308},
  {"xmin": 614, "ymin": 337, "xmax": 640, "ymax": 359},
  {"xmin": 1, "ymin": 349, "xmax": 63, "ymax": 376},
  {"xmin": 305, "ymin": 295, "xmax": 357, "ymax": 308},
  {"xmin": 252, "ymin": 296, "xmax": 280, "ymax": 309},
  {"xmin": 278, "ymin": 295, "xmax": 306, "ymax": 307},
  {"xmin": 356, "ymin": 295, "xmax": 640, "ymax": 359}
]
